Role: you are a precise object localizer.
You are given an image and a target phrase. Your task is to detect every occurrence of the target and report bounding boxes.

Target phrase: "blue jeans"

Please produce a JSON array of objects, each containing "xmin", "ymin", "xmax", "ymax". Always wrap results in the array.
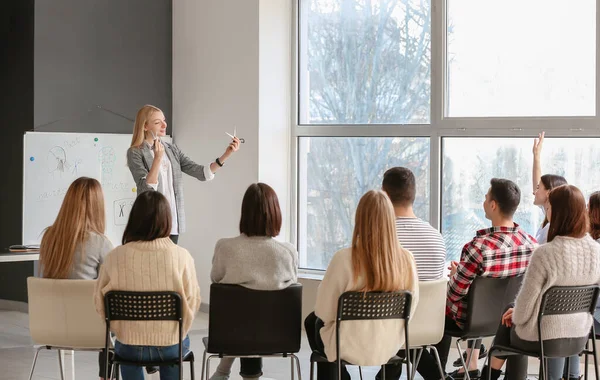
[
  {"xmin": 115, "ymin": 336, "xmax": 191, "ymax": 380},
  {"xmin": 547, "ymin": 355, "xmax": 580, "ymax": 380}
]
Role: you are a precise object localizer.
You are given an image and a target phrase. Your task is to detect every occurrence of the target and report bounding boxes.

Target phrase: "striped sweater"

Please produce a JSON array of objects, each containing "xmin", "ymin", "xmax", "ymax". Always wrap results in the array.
[
  {"xmin": 93, "ymin": 238, "xmax": 201, "ymax": 346},
  {"xmin": 395, "ymin": 217, "xmax": 446, "ymax": 281}
]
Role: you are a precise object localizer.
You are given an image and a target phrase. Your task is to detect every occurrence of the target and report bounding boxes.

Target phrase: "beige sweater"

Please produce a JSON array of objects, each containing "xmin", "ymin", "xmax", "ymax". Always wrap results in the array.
[
  {"xmin": 513, "ymin": 235, "xmax": 600, "ymax": 341},
  {"xmin": 315, "ymin": 248, "xmax": 419, "ymax": 366},
  {"xmin": 94, "ymin": 238, "xmax": 201, "ymax": 346}
]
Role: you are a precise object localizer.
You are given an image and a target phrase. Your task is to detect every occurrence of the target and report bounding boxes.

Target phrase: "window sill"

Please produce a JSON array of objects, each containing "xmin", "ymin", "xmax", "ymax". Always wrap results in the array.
[{"xmin": 298, "ymin": 269, "xmax": 324, "ymax": 281}]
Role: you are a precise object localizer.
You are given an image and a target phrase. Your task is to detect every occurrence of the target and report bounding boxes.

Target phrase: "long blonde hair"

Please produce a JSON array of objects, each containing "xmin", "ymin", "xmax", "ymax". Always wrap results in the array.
[
  {"xmin": 130, "ymin": 104, "xmax": 162, "ymax": 147},
  {"xmin": 40, "ymin": 177, "xmax": 106, "ymax": 279},
  {"xmin": 352, "ymin": 190, "xmax": 415, "ymax": 292}
]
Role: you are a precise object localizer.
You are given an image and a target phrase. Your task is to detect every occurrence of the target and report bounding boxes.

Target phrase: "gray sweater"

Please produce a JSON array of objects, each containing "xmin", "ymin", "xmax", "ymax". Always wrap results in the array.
[
  {"xmin": 69, "ymin": 232, "xmax": 114, "ymax": 280},
  {"xmin": 210, "ymin": 234, "xmax": 298, "ymax": 290},
  {"xmin": 513, "ymin": 234, "xmax": 600, "ymax": 341}
]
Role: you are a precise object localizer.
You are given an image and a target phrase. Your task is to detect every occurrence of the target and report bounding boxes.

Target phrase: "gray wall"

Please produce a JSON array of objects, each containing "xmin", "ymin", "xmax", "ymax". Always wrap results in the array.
[
  {"xmin": 0, "ymin": 0, "xmax": 172, "ymax": 304},
  {"xmin": 35, "ymin": 0, "xmax": 172, "ymax": 133}
]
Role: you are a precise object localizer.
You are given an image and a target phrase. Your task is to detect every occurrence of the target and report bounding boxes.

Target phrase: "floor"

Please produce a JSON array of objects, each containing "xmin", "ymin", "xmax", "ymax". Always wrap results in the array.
[{"xmin": 0, "ymin": 310, "xmax": 594, "ymax": 380}]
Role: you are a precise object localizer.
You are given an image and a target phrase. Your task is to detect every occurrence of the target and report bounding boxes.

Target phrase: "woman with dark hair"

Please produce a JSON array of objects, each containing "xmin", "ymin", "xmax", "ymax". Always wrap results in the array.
[
  {"xmin": 589, "ymin": 191, "xmax": 600, "ymax": 242},
  {"xmin": 482, "ymin": 185, "xmax": 600, "ymax": 380},
  {"xmin": 208, "ymin": 183, "xmax": 298, "ymax": 380},
  {"xmin": 94, "ymin": 191, "xmax": 201, "ymax": 380}
]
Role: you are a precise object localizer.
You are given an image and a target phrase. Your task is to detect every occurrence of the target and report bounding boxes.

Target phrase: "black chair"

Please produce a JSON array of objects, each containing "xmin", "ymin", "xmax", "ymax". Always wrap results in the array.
[
  {"xmin": 485, "ymin": 285, "xmax": 600, "ymax": 380},
  {"xmin": 446, "ymin": 275, "xmax": 524, "ymax": 380},
  {"xmin": 201, "ymin": 283, "xmax": 303, "ymax": 380},
  {"xmin": 103, "ymin": 291, "xmax": 195, "ymax": 380},
  {"xmin": 582, "ymin": 295, "xmax": 600, "ymax": 380},
  {"xmin": 309, "ymin": 290, "xmax": 414, "ymax": 380}
]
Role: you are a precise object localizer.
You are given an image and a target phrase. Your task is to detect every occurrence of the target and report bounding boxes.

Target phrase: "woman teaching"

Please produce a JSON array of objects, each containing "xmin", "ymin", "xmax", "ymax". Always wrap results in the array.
[{"xmin": 127, "ymin": 104, "xmax": 240, "ymax": 243}]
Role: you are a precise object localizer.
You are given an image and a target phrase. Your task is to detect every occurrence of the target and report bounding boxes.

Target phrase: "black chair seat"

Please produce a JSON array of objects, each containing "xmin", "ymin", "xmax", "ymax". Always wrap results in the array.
[
  {"xmin": 112, "ymin": 351, "xmax": 195, "ymax": 367},
  {"xmin": 310, "ymin": 351, "xmax": 403, "ymax": 365}
]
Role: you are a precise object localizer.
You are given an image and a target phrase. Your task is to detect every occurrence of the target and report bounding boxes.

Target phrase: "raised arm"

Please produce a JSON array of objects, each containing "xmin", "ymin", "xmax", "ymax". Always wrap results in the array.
[{"xmin": 532, "ymin": 131, "xmax": 545, "ymax": 194}]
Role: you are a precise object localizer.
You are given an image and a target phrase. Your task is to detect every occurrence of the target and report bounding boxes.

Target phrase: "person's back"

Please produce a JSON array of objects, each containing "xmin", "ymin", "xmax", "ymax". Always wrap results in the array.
[
  {"xmin": 395, "ymin": 217, "xmax": 446, "ymax": 281},
  {"xmin": 40, "ymin": 177, "xmax": 113, "ymax": 280},
  {"xmin": 211, "ymin": 234, "xmax": 297, "ymax": 290},
  {"xmin": 94, "ymin": 191, "xmax": 200, "ymax": 380},
  {"xmin": 208, "ymin": 183, "xmax": 298, "ymax": 380},
  {"xmin": 95, "ymin": 237, "xmax": 200, "ymax": 345},
  {"xmin": 382, "ymin": 167, "xmax": 446, "ymax": 281},
  {"xmin": 68, "ymin": 231, "xmax": 113, "ymax": 279}
]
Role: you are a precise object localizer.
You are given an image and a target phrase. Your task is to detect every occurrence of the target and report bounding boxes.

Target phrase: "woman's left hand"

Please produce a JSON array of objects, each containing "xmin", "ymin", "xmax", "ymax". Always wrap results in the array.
[{"xmin": 224, "ymin": 136, "xmax": 241, "ymax": 157}]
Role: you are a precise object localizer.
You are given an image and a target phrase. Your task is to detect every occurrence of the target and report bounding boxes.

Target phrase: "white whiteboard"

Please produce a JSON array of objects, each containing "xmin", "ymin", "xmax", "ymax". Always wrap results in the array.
[{"xmin": 23, "ymin": 132, "xmax": 170, "ymax": 246}]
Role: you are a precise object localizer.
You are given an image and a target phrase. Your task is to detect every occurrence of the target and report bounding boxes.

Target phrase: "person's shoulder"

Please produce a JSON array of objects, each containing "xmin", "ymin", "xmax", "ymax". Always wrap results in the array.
[
  {"xmin": 86, "ymin": 232, "xmax": 114, "ymax": 250},
  {"xmin": 214, "ymin": 235, "xmax": 244, "ymax": 251},
  {"xmin": 272, "ymin": 239, "xmax": 298, "ymax": 255}
]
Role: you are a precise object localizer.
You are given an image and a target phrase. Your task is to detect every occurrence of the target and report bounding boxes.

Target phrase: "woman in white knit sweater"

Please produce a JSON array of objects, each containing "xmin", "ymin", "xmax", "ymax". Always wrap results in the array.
[
  {"xmin": 483, "ymin": 184, "xmax": 600, "ymax": 380},
  {"xmin": 208, "ymin": 183, "xmax": 298, "ymax": 380},
  {"xmin": 94, "ymin": 191, "xmax": 201, "ymax": 380},
  {"xmin": 304, "ymin": 190, "xmax": 419, "ymax": 380}
]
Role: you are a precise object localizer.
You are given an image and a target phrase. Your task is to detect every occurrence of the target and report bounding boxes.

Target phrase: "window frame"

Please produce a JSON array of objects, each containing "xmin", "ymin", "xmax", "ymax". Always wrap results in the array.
[{"xmin": 291, "ymin": 0, "xmax": 600, "ymax": 273}]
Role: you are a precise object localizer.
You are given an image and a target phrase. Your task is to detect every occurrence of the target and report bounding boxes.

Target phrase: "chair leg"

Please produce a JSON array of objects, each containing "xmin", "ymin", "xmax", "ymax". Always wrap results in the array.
[
  {"xmin": 382, "ymin": 363, "xmax": 386, "ymax": 380},
  {"xmin": 28, "ymin": 346, "xmax": 43, "ymax": 380},
  {"xmin": 485, "ymin": 346, "xmax": 496, "ymax": 380},
  {"xmin": 190, "ymin": 356, "xmax": 196, "ymax": 380},
  {"xmin": 310, "ymin": 359, "xmax": 315, "ymax": 380},
  {"xmin": 584, "ymin": 340, "xmax": 590, "ymax": 380},
  {"xmin": 115, "ymin": 364, "xmax": 120, "ymax": 380},
  {"xmin": 412, "ymin": 348, "xmax": 424, "ymax": 380},
  {"xmin": 456, "ymin": 339, "xmax": 471, "ymax": 380},
  {"xmin": 57, "ymin": 349, "xmax": 66, "ymax": 380},
  {"xmin": 359, "ymin": 366, "xmax": 363, "ymax": 380},
  {"xmin": 291, "ymin": 356, "xmax": 295, "ymax": 380},
  {"xmin": 292, "ymin": 354, "xmax": 302, "ymax": 380},
  {"xmin": 201, "ymin": 350, "xmax": 207, "ymax": 380},
  {"xmin": 591, "ymin": 334, "xmax": 600, "ymax": 380},
  {"xmin": 430, "ymin": 346, "xmax": 446, "ymax": 380}
]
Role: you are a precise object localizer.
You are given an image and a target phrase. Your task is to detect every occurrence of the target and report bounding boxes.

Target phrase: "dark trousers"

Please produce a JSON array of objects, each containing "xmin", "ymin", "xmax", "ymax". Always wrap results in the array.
[
  {"xmin": 239, "ymin": 358, "xmax": 263, "ymax": 377},
  {"xmin": 305, "ymin": 312, "xmax": 351, "ymax": 380},
  {"xmin": 169, "ymin": 235, "xmax": 179, "ymax": 244}
]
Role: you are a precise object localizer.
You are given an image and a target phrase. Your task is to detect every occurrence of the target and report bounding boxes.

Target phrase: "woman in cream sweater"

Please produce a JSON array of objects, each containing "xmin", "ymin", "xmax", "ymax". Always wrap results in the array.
[
  {"xmin": 483, "ymin": 184, "xmax": 600, "ymax": 380},
  {"xmin": 304, "ymin": 190, "xmax": 419, "ymax": 380},
  {"xmin": 208, "ymin": 183, "xmax": 298, "ymax": 380},
  {"xmin": 94, "ymin": 191, "xmax": 201, "ymax": 380}
]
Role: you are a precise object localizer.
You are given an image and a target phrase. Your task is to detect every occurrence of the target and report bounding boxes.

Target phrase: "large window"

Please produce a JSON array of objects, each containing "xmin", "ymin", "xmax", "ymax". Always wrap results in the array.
[
  {"xmin": 447, "ymin": 0, "xmax": 596, "ymax": 117},
  {"xmin": 298, "ymin": 137, "xmax": 430, "ymax": 270},
  {"xmin": 441, "ymin": 138, "xmax": 600, "ymax": 262},
  {"xmin": 299, "ymin": 0, "xmax": 431, "ymax": 124},
  {"xmin": 295, "ymin": 0, "xmax": 600, "ymax": 271}
]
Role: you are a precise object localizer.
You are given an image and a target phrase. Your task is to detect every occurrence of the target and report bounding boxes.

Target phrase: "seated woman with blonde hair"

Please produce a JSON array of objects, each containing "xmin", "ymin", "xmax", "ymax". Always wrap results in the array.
[{"xmin": 305, "ymin": 190, "xmax": 419, "ymax": 380}]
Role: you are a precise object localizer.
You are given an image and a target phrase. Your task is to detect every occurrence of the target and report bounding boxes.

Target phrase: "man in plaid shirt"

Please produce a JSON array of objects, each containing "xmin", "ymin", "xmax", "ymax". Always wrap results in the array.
[{"xmin": 414, "ymin": 179, "xmax": 537, "ymax": 380}]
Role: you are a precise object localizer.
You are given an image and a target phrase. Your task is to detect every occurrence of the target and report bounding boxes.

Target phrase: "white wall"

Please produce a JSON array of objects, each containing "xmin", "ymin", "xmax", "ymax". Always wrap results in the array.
[
  {"xmin": 173, "ymin": 0, "xmax": 292, "ymax": 304},
  {"xmin": 173, "ymin": 0, "xmax": 260, "ymax": 304}
]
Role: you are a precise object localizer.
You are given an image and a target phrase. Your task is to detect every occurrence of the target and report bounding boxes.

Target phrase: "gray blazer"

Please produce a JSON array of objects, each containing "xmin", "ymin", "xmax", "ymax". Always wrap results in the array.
[{"xmin": 126, "ymin": 141, "xmax": 209, "ymax": 233}]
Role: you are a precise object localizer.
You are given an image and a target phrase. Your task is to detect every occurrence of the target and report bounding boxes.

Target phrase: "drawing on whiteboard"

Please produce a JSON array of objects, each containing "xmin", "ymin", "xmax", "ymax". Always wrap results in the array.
[
  {"xmin": 114, "ymin": 198, "xmax": 135, "ymax": 225},
  {"xmin": 46, "ymin": 146, "xmax": 69, "ymax": 175},
  {"xmin": 98, "ymin": 146, "xmax": 116, "ymax": 179}
]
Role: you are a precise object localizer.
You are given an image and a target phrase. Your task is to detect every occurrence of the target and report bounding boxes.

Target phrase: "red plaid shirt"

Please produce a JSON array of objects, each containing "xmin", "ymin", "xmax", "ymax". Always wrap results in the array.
[{"xmin": 446, "ymin": 224, "xmax": 537, "ymax": 328}]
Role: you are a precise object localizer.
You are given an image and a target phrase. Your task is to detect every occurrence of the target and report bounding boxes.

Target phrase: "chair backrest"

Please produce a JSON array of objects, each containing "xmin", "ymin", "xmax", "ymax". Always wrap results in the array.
[
  {"xmin": 337, "ymin": 291, "xmax": 412, "ymax": 321},
  {"xmin": 207, "ymin": 283, "xmax": 302, "ymax": 355},
  {"xmin": 463, "ymin": 275, "xmax": 524, "ymax": 337},
  {"xmin": 104, "ymin": 291, "xmax": 182, "ymax": 322},
  {"xmin": 27, "ymin": 277, "xmax": 105, "ymax": 348},
  {"xmin": 537, "ymin": 285, "xmax": 600, "ymax": 357},
  {"xmin": 407, "ymin": 278, "xmax": 448, "ymax": 347}
]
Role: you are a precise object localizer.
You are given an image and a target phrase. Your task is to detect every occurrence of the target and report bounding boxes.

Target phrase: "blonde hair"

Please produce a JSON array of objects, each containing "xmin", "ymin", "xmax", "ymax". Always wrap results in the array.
[
  {"xmin": 351, "ymin": 190, "xmax": 416, "ymax": 292},
  {"xmin": 40, "ymin": 177, "xmax": 106, "ymax": 279},
  {"xmin": 130, "ymin": 104, "xmax": 162, "ymax": 147}
]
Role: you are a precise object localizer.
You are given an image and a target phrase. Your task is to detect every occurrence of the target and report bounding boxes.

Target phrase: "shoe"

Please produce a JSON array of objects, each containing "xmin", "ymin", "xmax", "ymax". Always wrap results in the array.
[
  {"xmin": 448, "ymin": 369, "xmax": 481, "ymax": 380},
  {"xmin": 452, "ymin": 344, "xmax": 487, "ymax": 367},
  {"xmin": 145, "ymin": 366, "xmax": 159, "ymax": 374}
]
